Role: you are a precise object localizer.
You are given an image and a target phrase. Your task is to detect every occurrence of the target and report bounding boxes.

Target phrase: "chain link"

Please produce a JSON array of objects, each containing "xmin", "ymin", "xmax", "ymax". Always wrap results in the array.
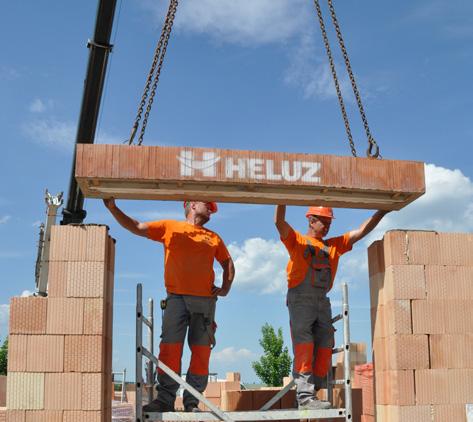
[
  {"xmin": 313, "ymin": 0, "xmax": 357, "ymax": 157},
  {"xmin": 326, "ymin": 0, "xmax": 380, "ymax": 158},
  {"xmin": 128, "ymin": 0, "xmax": 179, "ymax": 145}
]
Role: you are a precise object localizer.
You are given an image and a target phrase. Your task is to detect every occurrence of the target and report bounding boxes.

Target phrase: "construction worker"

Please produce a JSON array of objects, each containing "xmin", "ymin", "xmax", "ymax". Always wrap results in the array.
[
  {"xmin": 103, "ymin": 199, "xmax": 235, "ymax": 413},
  {"xmin": 274, "ymin": 205, "xmax": 389, "ymax": 410}
]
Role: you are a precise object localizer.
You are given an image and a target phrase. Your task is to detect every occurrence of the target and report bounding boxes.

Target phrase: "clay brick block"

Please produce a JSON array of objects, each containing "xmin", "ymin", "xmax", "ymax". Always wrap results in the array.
[
  {"xmin": 9, "ymin": 297, "xmax": 47, "ymax": 335},
  {"xmin": 5, "ymin": 410, "xmax": 25, "ymax": 422},
  {"xmin": 385, "ymin": 300, "xmax": 411, "ymax": 335},
  {"xmin": 374, "ymin": 370, "xmax": 414, "ymax": 405},
  {"xmin": 221, "ymin": 390, "xmax": 253, "ymax": 411},
  {"xmin": 412, "ymin": 300, "xmax": 446, "ymax": 334},
  {"xmin": 50, "ymin": 226, "xmax": 87, "ymax": 261},
  {"xmin": 280, "ymin": 389, "xmax": 296, "ymax": 409},
  {"xmin": 382, "ymin": 231, "xmax": 409, "ymax": 267},
  {"xmin": 198, "ymin": 397, "xmax": 220, "ymax": 411},
  {"xmin": 438, "ymin": 233, "xmax": 473, "ymax": 265},
  {"xmin": 226, "ymin": 372, "xmax": 241, "ymax": 382},
  {"xmin": 63, "ymin": 411, "xmax": 102, "ymax": 422},
  {"xmin": 81, "ymin": 373, "xmax": 103, "ymax": 410},
  {"xmin": 204, "ymin": 382, "xmax": 221, "ymax": 398},
  {"xmin": 83, "ymin": 299, "xmax": 104, "ymax": 335},
  {"xmin": 44, "ymin": 373, "xmax": 81, "ymax": 410},
  {"xmin": 24, "ymin": 411, "xmax": 62, "ymax": 422},
  {"xmin": 6, "ymin": 373, "xmax": 44, "ymax": 410},
  {"xmin": 387, "ymin": 334, "xmax": 429, "ymax": 370},
  {"xmin": 221, "ymin": 381, "xmax": 240, "ymax": 391},
  {"xmin": 432, "ymin": 404, "xmax": 468, "ymax": 422},
  {"xmin": 368, "ymin": 240, "xmax": 385, "ymax": 276},
  {"xmin": 415, "ymin": 369, "xmax": 473, "ymax": 404},
  {"xmin": 64, "ymin": 336, "xmax": 103, "ymax": 372},
  {"xmin": 444, "ymin": 300, "xmax": 473, "ymax": 334},
  {"xmin": 26, "ymin": 336, "xmax": 64, "ymax": 372},
  {"xmin": 46, "ymin": 298, "xmax": 83, "ymax": 335},
  {"xmin": 360, "ymin": 416, "xmax": 375, "ymax": 422},
  {"xmin": 85, "ymin": 225, "xmax": 109, "ymax": 262},
  {"xmin": 372, "ymin": 337, "xmax": 388, "ymax": 371},
  {"xmin": 66, "ymin": 262, "xmax": 106, "ymax": 298},
  {"xmin": 252, "ymin": 389, "xmax": 281, "ymax": 410},
  {"xmin": 383, "ymin": 265, "xmax": 426, "ymax": 301},
  {"xmin": 47, "ymin": 261, "xmax": 67, "ymax": 297},
  {"xmin": 7, "ymin": 336, "xmax": 28, "ymax": 372},
  {"xmin": 376, "ymin": 404, "xmax": 432, "ymax": 422},
  {"xmin": 405, "ymin": 231, "xmax": 440, "ymax": 264},
  {"xmin": 425, "ymin": 265, "xmax": 473, "ymax": 300},
  {"xmin": 369, "ymin": 273, "xmax": 383, "ymax": 309},
  {"xmin": 430, "ymin": 334, "xmax": 473, "ymax": 369}
]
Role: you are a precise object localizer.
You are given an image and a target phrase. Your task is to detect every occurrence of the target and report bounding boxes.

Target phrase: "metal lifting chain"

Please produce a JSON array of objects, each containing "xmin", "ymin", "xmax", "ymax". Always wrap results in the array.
[
  {"xmin": 128, "ymin": 0, "xmax": 179, "ymax": 146},
  {"xmin": 313, "ymin": 0, "xmax": 357, "ymax": 157},
  {"xmin": 314, "ymin": 0, "xmax": 381, "ymax": 158}
]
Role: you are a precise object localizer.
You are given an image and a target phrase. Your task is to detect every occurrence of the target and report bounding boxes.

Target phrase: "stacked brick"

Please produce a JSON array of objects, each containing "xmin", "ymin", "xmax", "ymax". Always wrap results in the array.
[
  {"xmin": 6, "ymin": 225, "xmax": 114, "ymax": 422},
  {"xmin": 369, "ymin": 230, "xmax": 473, "ymax": 422},
  {"xmin": 353, "ymin": 363, "xmax": 374, "ymax": 422}
]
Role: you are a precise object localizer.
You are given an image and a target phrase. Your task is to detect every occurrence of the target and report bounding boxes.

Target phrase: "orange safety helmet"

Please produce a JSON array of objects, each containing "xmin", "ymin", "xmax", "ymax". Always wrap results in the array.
[
  {"xmin": 305, "ymin": 206, "xmax": 335, "ymax": 219},
  {"xmin": 183, "ymin": 201, "xmax": 218, "ymax": 214}
]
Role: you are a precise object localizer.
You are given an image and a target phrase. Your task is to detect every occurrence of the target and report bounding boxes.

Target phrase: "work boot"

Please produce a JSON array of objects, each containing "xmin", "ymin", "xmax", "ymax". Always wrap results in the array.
[
  {"xmin": 298, "ymin": 398, "xmax": 331, "ymax": 410},
  {"xmin": 143, "ymin": 399, "xmax": 175, "ymax": 413},
  {"xmin": 184, "ymin": 404, "xmax": 202, "ymax": 413}
]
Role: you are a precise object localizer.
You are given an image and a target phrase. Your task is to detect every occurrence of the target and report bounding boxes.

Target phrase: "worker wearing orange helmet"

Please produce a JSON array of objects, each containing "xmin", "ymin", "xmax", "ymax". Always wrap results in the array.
[
  {"xmin": 104, "ymin": 199, "xmax": 235, "ymax": 413},
  {"xmin": 275, "ymin": 204, "xmax": 389, "ymax": 410}
]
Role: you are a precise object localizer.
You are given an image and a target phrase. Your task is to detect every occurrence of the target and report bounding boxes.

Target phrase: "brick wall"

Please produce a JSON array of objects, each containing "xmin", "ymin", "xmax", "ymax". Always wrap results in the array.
[
  {"xmin": 6, "ymin": 225, "xmax": 114, "ymax": 422},
  {"xmin": 369, "ymin": 230, "xmax": 473, "ymax": 422}
]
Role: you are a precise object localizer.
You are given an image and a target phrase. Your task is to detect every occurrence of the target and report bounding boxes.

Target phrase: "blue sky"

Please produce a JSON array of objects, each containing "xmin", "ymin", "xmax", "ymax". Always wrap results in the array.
[{"xmin": 1, "ymin": 0, "xmax": 472, "ymax": 383}]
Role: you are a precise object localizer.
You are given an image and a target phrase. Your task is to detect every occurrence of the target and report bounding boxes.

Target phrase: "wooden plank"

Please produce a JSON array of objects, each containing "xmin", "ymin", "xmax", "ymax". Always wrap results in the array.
[{"xmin": 75, "ymin": 144, "xmax": 425, "ymax": 210}]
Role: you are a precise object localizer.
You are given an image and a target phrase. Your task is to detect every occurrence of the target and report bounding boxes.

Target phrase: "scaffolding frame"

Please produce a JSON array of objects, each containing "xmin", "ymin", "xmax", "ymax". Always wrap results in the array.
[{"xmin": 135, "ymin": 283, "xmax": 352, "ymax": 422}]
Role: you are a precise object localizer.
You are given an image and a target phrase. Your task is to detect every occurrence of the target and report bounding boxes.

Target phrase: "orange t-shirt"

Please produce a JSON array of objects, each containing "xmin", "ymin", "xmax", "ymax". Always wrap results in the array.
[
  {"xmin": 281, "ymin": 227, "xmax": 352, "ymax": 290},
  {"xmin": 147, "ymin": 220, "xmax": 231, "ymax": 297}
]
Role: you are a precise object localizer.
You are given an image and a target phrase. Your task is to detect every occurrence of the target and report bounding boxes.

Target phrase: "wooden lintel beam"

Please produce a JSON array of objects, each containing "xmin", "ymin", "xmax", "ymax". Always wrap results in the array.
[{"xmin": 75, "ymin": 144, "xmax": 425, "ymax": 210}]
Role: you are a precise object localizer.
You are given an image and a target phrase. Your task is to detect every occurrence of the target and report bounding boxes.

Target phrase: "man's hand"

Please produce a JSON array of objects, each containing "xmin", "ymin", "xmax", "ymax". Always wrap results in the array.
[
  {"xmin": 103, "ymin": 198, "xmax": 116, "ymax": 210},
  {"xmin": 211, "ymin": 285, "xmax": 230, "ymax": 297}
]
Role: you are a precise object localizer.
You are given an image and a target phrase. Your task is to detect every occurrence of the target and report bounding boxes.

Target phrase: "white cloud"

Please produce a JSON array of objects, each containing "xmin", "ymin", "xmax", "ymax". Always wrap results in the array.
[
  {"xmin": 228, "ymin": 238, "xmax": 287, "ymax": 294},
  {"xmin": 0, "ymin": 65, "xmax": 20, "ymax": 81},
  {"xmin": 21, "ymin": 290, "xmax": 34, "ymax": 297},
  {"xmin": 211, "ymin": 346, "xmax": 256, "ymax": 363},
  {"xmin": 28, "ymin": 98, "xmax": 53, "ymax": 113},
  {"xmin": 22, "ymin": 118, "xmax": 122, "ymax": 152},
  {"xmin": 0, "ymin": 305, "xmax": 9, "ymax": 325},
  {"xmin": 142, "ymin": 0, "xmax": 311, "ymax": 45},
  {"xmin": 365, "ymin": 163, "xmax": 473, "ymax": 245},
  {"xmin": 22, "ymin": 119, "xmax": 76, "ymax": 152},
  {"xmin": 0, "ymin": 216, "xmax": 11, "ymax": 225},
  {"xmin": 284, "ymin": 33, "xmax": 349, "ymax": 101}
]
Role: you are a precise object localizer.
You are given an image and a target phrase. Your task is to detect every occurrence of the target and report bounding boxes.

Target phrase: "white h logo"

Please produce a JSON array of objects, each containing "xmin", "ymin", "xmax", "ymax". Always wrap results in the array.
[{"xmin": 177, "ymin": 150, "xmax": 221, "ymax": 177}]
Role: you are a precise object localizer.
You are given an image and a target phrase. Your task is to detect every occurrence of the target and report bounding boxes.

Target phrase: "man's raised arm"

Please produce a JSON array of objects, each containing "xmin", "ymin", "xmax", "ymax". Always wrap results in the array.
[
  {"xmin": 275, "ymin": 205, "xmax": 292, "ymax": 240},
  {"xmin": 103, "ymin": 198, "xmax": 149, "ymax": 238},
  {"xmin": 348, "ymin": 210, "xmax": 390, "ymax": 245}
]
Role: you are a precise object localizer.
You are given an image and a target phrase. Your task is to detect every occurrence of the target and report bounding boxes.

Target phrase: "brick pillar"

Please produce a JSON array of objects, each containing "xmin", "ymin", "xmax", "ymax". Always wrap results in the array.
[
  {"xmin": 6, "ymin": 225, "xmax": 114, "ymax": 422},
  {"xmin": 368, "ymin": 230, "xmax": 473, "ymax": 422}
]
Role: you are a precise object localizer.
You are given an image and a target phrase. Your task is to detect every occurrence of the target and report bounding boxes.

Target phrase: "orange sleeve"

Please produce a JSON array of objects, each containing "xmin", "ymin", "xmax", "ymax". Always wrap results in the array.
[
  {"xmin": 146, "ymin": 220, "xmax": 168, "ymax": 242},
  {"xmin": 280, "ymin": 226, "xmax": 297, "ymax": 251},
  {"xmin": 215, "ymin": 236, "xmax": 231, "ymax": 263},
  {"xmin": 328, "ymin": 232, "xmax": 353, "ymax": 256}
]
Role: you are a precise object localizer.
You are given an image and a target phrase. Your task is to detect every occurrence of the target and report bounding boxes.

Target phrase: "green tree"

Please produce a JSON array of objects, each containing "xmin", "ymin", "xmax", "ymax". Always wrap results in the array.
[
  {"xmin": 0, "ymin": 337, "xmax": 8, "ymax": 375},
  {"xmin": 252, "ymin": 323, "xmax": 292, "ymax": 386}
]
